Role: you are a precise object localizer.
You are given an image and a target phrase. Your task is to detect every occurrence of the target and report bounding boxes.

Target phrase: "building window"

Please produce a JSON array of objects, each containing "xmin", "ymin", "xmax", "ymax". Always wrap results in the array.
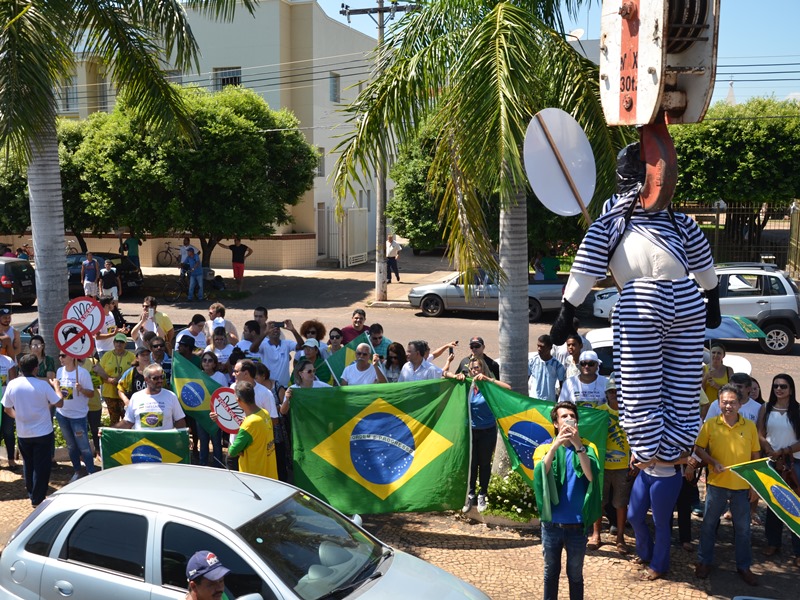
[
  {"xmin": 96, "ymin": 73, "xmax": 108, "ymax": 112},
  {"xmin": 164, "ymin": 70, "xmax": 183, "ymax": 85},
  {"xmin": 366, "ymin": 190, "xmax": 372, "ymax": 212},
  {"xmin": 316, "ymin": 147, "xmax": 325, "ymax": 177},
  {"xmin": 213, "ymin": 67, "xmax": 241, "ymax": 90},
  {"xmin": 329, "ymin": 72, "xmax": 341, "ymax": 103},
  {"xmin": 59, "ymin": 75, "xmax": 78, "ymax": 112}
]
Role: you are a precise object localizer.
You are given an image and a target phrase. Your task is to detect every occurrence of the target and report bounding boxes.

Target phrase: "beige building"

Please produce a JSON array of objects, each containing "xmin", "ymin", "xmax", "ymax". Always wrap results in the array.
[{"xmin": 56, "ymin": 1, "xmax": 384, "ymax": 270}]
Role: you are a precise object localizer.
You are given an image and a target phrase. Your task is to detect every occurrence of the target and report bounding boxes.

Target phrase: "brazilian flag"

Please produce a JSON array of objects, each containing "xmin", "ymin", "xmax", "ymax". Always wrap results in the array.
[
  {"xmin": 322, "ymin": 332, "xmax": 369, "ymax": 385},
  {"xmin": 731, "ymin": 457, "xmax": 800, "ymax": 537},
  {"xmin": 101, "ymin": 429, "xmax": 190, "ymax": 469},
  {"xmin": 292, "ymin": 379, "xmax": 470, "ymax": 514},
  {"xmin": 479, "ymin": 382, "xmax": 608, "ymax": 490},
  {"xmin": 171, "ymin": 353, "xmax": 220, "ymax": 435}
]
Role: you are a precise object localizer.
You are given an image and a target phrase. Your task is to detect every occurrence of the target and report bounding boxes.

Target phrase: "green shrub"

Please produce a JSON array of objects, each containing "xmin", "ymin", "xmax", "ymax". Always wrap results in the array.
[{"xmin": 484, "ymin": 470, "xmax": 538, "ymax": 522}]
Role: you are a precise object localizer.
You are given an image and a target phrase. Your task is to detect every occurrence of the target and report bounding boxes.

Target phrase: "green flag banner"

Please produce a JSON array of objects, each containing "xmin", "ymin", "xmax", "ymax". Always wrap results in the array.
[
  {"xmin": 291, "ymin": 379, "xmax": 470, "ymax": 514},
  {"xmin": 171, "ymin": 353, "xmax": 221, "ymax": 436},
  {"xmin": 101, "ymin": 428, "xmax": 190, "ymax": 469},
  {"xmin": 730, "ymin": 457, "xmax": 800, "ymax": 538},
  {"xmin": 478, "ymin": 382, "xmax": 608, "ymax": 489},
  {"xmin": 322, "ymin": 332, "xmax": 369, "ymax": 385}
]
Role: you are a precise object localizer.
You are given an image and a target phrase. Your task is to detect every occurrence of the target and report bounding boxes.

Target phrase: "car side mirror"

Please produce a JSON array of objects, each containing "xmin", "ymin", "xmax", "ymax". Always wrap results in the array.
[{"xmin": 350, "ymin": 514, "xmax": 363, "ymax": 527}]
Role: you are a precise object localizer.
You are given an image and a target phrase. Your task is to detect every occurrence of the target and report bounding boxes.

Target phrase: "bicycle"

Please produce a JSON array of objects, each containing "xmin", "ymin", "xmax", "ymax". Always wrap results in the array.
[
  {"xmin": 65, "ymin": 239, "xmax": 80, "ymax": 255},
  {"xmin": 156, "ymin": 241, "xmax": 182, "ymax": 267},
  {"xmin": 161, "ymin": 272, "xmax": 216, "ymax": 303}
]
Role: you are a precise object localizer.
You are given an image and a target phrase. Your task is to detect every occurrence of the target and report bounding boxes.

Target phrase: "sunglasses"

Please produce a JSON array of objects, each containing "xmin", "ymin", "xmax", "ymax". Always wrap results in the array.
[
  {"xmin": 306, "ymin": 331, "xmax": 317, "ymax": 336},
  {"xmin": 58, "ymin": 354, "xmax": 67, "ymax": 358},
  {"xmin": 387, "ymin": 354, "xmax": 397, "ymax": 359},
  {"xmin": 355, "ymin": 351, "xmax": 369, "ymax": 356},
  {"xmin": 202, "ymin": 358, "xmax": 216, "ymax": 363},
  {"xmin": 371, "ymin": 335, "xmax": 383, "ymax": 340},
  {"xmin": 579, "ymin": 361, "xmax": 598, "ymax": 367},
  {"xmin": 773, "ymin": 383, "xmax": 789, "ymax": 390},
  {"xmin": 303, "ymin": 369, "xmax": 316, "ymax": 375},
  {"xmin": 31, "ymin": 344, "xmax": 44, "ymax": 349},
  {"xmin": 149, "ymin": 375, "xmax": 164, "ymax": 381},
  {"xmin": 469, "ymin": 344, "xmax": 482, "ymax": 350},
  {"xmin": 151, "ymin": 344, "xmax": 164, "ymax": 349},
  {"xmin": 329, "ymin": 335, "xmax": 342, "ymax": 340}
]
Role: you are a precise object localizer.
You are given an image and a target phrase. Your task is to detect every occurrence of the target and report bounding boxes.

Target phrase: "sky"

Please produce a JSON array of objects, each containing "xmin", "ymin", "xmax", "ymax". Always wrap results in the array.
[{"xmin": 317, "ymin": 1, "xmax": 800, "ymax": 105}]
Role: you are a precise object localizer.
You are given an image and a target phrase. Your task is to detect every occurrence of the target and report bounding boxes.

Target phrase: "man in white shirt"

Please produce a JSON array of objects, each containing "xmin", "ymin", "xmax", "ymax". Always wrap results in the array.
[
  {"xmin": 386, "ymin": 234, "xmax": 402, "ymax": 283},
  {"xmin": 704, "ymin": 373, "xmax": 761, "ymax": 423},
  {"xmin": 203, "ymin": 302, "xmax": 238, "ymax": 345},
  {"xmin": 398, "ymin": 340, "xmax": 443, "ymax": 382},
  {"xmin": 341, "ymin": 343, "xmax": 386, "ymax": 385},
  {"xmin": 558, "ymin": 350, "xmax": 608, "ymax": 407},
  {"xmin": 2, "ymin": 354, "xmax": 63, "ymax": 506},
  {"xmin": 253, "ymin": 320, "xmax": 301, "ymax": 388},
  {"xmin": 94, "ymin": 296, "xmax": 120, "ymax": 357},
  {"xmin": 116, "ymin": 364, "xmax": 186, "ymax": 430}
]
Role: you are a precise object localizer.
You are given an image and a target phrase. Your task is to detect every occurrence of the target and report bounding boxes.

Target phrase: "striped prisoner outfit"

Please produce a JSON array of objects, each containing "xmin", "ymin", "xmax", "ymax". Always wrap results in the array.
[{"xmin": 565, "ymin": 191, "xmax": 715, "ymax": 462}]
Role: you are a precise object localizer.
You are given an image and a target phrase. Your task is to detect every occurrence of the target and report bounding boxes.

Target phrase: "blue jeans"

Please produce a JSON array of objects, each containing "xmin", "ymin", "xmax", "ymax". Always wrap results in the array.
[
  {"xmin": 627, "ymin": 469, "xmax": 682, "ymax": 573},
  {"xmin": 188, "ymin": 272, "xmax": 203, "ymax": 300},
  {"xmin": 764, "ymin": 459, "xmax": 800, "ymax": 556},
  {"xmin": 18, "ymin": 433, "xmax": 54, "ymax": 506},
  {"xmin": 55, "ymin": 412, "xmax": 95, "ymax": 475},
  {"xmin": 197, "ymin": 425, "xmax": 223, "ymax": 467},
  {"xmin": 698, "ymin": 484, "xmax": 752, "ymax": 569},
  {"xmin": 541, "ymin": 521, "xmax": 586, "ymax": 600}
]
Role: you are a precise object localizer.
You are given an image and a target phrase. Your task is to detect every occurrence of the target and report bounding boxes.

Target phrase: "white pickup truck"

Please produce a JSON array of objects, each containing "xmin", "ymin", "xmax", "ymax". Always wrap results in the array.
[{"xmin": 408, "ymin": 269, "xmax": 564, "ymax": 322}]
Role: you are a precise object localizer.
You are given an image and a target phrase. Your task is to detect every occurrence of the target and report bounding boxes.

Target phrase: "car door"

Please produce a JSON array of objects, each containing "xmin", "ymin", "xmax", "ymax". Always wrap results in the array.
[
  {"xmin": 442, "ymin": 274, "xmax": 468, "ymax": 310},
  {"xmin": 39, "ymin": 508, "xmax": 155, "ymax": 600},
  {"xmin": 719, "ymin": 274, "xmax": 769, "ymax": 320}
]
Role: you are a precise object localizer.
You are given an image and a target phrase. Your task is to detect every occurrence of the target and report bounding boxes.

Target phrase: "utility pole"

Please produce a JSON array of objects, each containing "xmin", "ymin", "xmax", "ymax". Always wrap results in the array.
[{"xmin": 341, "ymin": 1, "xmax": 415, "ymax": 301}]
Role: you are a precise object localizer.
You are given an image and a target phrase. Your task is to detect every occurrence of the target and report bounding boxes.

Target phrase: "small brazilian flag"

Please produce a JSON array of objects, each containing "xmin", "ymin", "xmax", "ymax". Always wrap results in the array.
[
  {"xmin": 322, "ymin": 332, "xmax": 369, "ymax": 385},
  {"xmin": 171, "ymin": 353, "xmax": 220, "ymax": 436},
  {"xmin": 479, "ymin": 382, "xmax": 608, "ymax": 490},
  {"xmin": 291, "ymin": 379, "xmax": 470, "ymax": 514},
  {"xmin": 731, "ymin": 457, "xmax": 800, "ymax": 537},
  {"xmin": 101, "ymin": 429, "xmax": 190, "ymax": 469}
]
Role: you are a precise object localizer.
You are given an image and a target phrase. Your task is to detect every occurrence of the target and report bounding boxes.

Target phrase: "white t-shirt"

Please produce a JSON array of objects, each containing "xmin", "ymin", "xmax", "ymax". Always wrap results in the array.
[
  {"xmin": 259, "ymin": 338, "xmax": 295, "ymax": 388},
  {"xmin": 398, "ymin": 360, "xmax": 442, "ymax": 382},
  {"xmin": 209, "ymin": 371, "xmax": 229, "ymax": 388},
  {"xmin": 704, "ymin": 398, "xmax": 762, "ymax": 423},
  {"xmin": 0, "ymin": 354, "xmax": 15, "ymax": 389},
  {"xmin": 124, "ymin": 389, "xmax": 186, "ymax": 430},
  {"xmin": 175, "ymin": 329, "xmax": 206, "ymax": 351},
  {"xmin": 2, "ymin": 376, "xmax": 61, "ymax": 437},
  {"xmin": 558, "ymin": 375, "xmax": 608, "ymax": 407},
  {"xmin": 206, "ymin": 344, "xmax": 234, "ymax": 367},
  {"xmin": 56, "ymin": 366, "xmax": 94, "ymax": 419},
  {"xmin": 342, "ymin": 363, "xmax": 379, "ymax": 385},
  {"xmin": 228, "ymin": 381, "xmax": 278, "ymax": 445},
  {"xmin": 235, "ymin": 339, "xmax": 262, "ymax": 363},
  {"xmin": 95, "ymin": 312, "xmax": 118, "ymax": 353}
]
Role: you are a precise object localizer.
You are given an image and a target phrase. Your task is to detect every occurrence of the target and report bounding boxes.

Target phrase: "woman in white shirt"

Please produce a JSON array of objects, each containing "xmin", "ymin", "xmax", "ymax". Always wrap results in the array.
[{"xmin": 56, "ymin": 353, "xmax": 96, "ymax": 480}]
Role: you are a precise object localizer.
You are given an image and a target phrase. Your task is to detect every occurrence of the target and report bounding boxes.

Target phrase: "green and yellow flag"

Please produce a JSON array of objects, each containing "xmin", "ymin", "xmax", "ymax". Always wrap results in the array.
[
  {"xmin": 731, "ymin": 457, "xmax": 800, "ymax": 537},
  {"xmin": 479, "ymin": 382, "xmax": 609, "ymax": 489},
  {"xmin": 291, "ymin": 379, "xmax": 470, "ymax": 514},
  {"xmin": 171, "ymin": 353, "xmax": 220, "ymax": 435},
  {"xmin": 322, "ymin": 332, "xmax": 369, "ymax": 385},
  {"xmin": 101, "ymin": 429, "xmax": 190, "ymax": 469}
]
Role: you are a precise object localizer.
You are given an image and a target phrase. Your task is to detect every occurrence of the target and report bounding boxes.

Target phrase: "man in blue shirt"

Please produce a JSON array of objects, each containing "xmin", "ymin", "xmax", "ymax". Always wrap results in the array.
[
  {"xmin": 533, "ymin": 401, "xmax": 601, "ymax": 600},
  {"xmin": 185, "ymin": 247, "xmax": 203, "ymax": 301},
  {"xmin": 528, "ymin": 334, "xmax": 566, "ymax": 401}
]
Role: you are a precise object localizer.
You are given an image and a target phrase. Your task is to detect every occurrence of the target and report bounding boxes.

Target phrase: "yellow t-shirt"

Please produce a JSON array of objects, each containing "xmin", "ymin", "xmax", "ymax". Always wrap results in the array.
[
  {"xmin": 228, "ymin": 409, "xmax": 277, "ymax": 479},
  {"xmin": 695, "ymin": 414, "xmax": 760, "ymax": 491},
  {"xmin": 99, "ymin": 350, "xmax": 135, "ymax": 398},
  {"xmin": 82, "ymin": 357, "xmax": 103, "ymax": 411}
]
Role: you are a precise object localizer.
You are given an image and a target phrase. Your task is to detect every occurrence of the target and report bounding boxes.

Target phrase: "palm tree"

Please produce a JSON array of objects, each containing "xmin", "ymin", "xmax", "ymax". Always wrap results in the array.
[
  {"xmin": 0, "ymin": 0, "xmax": 256, "ymax": 348},
  {"xmin": 333, "ymin": 0, "xmax": 630, "ymax": 393}
]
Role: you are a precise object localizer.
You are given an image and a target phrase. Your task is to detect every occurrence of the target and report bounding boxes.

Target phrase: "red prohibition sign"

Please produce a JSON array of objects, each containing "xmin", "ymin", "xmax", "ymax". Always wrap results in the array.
[
  {"xmin": 54, "ymin": 319, "xmax": 95, "ymax": 359},
  {"xmin": 62, "ymin": 296, "xmax": 105, "ymax": 335}
]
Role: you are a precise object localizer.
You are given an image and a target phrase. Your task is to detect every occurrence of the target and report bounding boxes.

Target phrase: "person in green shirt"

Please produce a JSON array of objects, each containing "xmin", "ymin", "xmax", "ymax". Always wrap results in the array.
[{"xmin": 223, "ymin": 381, "xmax": 277, "ymax": 479}]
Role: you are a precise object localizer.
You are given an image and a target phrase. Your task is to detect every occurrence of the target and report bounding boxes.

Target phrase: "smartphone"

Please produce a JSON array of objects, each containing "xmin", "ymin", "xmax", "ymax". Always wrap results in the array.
[
  {"xmin": 448, "ymin": 347, "xmax": 454, "ymax": 356},
  {"xmin": 148, "ymin": 308, "xmax": 154, "ymax": 320},
  {"xmin": 564, "ymin": 418, "xmax": 577, "ymax": 428}
]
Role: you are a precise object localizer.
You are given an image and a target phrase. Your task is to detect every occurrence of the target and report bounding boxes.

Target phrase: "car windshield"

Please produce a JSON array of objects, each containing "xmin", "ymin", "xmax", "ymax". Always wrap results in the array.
[{"xmin": 237, "ymin": 491, "xmax": 383, "ymax": 600}]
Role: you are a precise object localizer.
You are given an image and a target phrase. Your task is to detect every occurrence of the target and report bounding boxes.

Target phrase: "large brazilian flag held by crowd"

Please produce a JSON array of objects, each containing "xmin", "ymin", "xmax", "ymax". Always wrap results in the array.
[
  {"xmin": 731, "ymin": 457, "xmax": 800, "ymax": 537},
  {"xmin": 101, "ymin": 429, "xmax": 190, "ymax": 469},
  {"xmin": 291, "ymin": 379, "xmax": 470, "ymax": 514},
  {"xmin": 479, "ymin": 382, "xmax": 609, "ymax": 490}
]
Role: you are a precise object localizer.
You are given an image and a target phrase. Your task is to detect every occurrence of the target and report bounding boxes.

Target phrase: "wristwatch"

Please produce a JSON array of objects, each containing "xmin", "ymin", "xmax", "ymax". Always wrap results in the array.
[{"xmin": 575, "ymin": 446, "xmax": 587, "ymax": 454}]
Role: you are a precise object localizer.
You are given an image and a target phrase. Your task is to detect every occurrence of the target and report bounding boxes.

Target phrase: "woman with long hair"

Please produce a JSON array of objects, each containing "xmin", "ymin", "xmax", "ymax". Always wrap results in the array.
[
  {"xmin": 282, "ymin": 359, "xmax": 331, "ymax": 416},
  {"xmin": 757, "ymin": 373, "xmax": 800, "ymax": 565},
  {"xmin": 750, "ymin": 377, "xmax": 765, "ymax": 405},
  {"xmin": 701, "ymin": 343, "xmax": 732, "ymax": 419},
  {"xmin": 383, "ymin": 342, "xmax": 407, "ymax": 383},
  {"xmin": 29, "ymin": 335, "xmax": 56, "ymax": 380},
  {"xmin": 327, "ymin": 328, "xmax": 344, "ymax": 354},
  {"xmin": 198, "ymin": 351, "xmax": 226, "ymax": 467}
]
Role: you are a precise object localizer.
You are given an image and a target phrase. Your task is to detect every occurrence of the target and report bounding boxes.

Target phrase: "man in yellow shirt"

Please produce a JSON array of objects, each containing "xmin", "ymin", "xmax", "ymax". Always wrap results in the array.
[
  {"xmin": 94, "ymin": 333, "xmax": 134, "ymax": 425},
  {"xmin": 694, "ymin": 384, "xmax": 761, "ymax": 586},
  {"xmin": 225, "ymin": 381, "xmax": 277, "ymax": 479}
]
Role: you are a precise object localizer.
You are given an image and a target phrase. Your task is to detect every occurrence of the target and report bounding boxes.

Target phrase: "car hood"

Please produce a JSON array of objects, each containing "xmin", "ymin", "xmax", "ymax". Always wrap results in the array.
[{"xmin": 366, "ymin": 549, "xmax": 489, "ymax": 599}]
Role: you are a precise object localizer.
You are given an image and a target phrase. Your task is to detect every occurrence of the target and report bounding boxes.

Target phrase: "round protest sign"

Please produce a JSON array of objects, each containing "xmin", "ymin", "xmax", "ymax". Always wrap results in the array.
[
  {"xmin": 211, "ymin": 388, "xmax": 244, "ymax": 435},
  {"xmin": 63, "ymin": 296, "xmax": 105, "ymax": 335},
  {"xmin": 54, "ymin": 319, "xmax": 95, "ymax": 359}
]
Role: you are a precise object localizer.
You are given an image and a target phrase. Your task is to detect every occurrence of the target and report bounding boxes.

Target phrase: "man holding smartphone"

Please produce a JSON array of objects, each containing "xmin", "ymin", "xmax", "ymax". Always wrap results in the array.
[{"xmin": 533, "ymin": 401, "xmax": 601, "ymax": 600}]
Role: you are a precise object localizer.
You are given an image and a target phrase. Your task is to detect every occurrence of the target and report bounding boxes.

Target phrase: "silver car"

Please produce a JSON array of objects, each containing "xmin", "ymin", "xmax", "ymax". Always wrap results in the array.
[{"xmin": 0, "ymin": 464, "xmax": 488, "ymax": 600}]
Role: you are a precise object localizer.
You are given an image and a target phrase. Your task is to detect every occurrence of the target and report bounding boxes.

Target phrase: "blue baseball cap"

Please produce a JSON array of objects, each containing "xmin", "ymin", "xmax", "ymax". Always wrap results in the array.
[{"xmin": 186, "ymin": 550, "xmax": 230, "ymax": 582}]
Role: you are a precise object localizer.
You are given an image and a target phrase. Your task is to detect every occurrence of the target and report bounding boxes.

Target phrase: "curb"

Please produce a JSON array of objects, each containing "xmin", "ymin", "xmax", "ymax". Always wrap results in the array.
[{"xmin": 368, "ymin": 301, "xmax": 413, "ymax": 309}]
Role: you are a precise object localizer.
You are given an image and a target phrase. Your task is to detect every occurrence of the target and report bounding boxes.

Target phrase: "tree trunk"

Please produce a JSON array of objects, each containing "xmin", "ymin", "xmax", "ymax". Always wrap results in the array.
[
  {"xmin": 493, "ymin": 188, "xmax": 529, "ymax": 474},
  {"xmin": 27, "ymin": 122, "xmax": 70, "ymax": 359}
]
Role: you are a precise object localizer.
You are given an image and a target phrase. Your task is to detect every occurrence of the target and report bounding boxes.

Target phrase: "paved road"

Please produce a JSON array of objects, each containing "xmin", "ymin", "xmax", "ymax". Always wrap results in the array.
[{"xmin": 5, "ymin": 251, "xmax": 799, "ymax": 598}]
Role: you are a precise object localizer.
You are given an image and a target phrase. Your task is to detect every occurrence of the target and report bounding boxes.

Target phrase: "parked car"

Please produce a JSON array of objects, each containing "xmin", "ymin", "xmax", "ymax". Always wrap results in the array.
[
  {"xmin": 67, "ymin": 252, "xmax": 144, "ymax": 296},
  {"xmin": 584, "ymin": 327, "xmax": 752, "ymax": 377},
  {"xmin": 408, "ymin": 270, "xmax": 563, "ymax": 322},
  {"xmin": 591, "ymin": 263, "xmax": 800, "ymax": 355},
  {"xmin": 0, "ymin": 257, "xmax": 36, "ymax": 307},
  {"xmin": 0, "ymin": 464, "xmax": 488, "ymax": 600}
]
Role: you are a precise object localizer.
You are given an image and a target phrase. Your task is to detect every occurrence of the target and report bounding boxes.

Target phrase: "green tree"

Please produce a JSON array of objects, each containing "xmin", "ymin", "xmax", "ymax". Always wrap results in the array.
[
  {"xmin": 76, "ymin": 86, "xmax": 317, "ymax": 265},
  {"xmin": 672, "ymin": 97, "xmax": 800, "ymax": 246},
  {"xmin": 333, "ymin": 0, "xmax": 628, "ymax": 393},
  {"xmin": 0, "ymin": 0, "xmax": 256, "ymax": 346}
]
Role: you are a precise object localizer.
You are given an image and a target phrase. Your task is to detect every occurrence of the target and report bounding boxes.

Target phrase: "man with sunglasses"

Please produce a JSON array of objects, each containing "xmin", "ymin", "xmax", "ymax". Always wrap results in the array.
[
  {"xmin": 341, "ymin": 343, "xmax": 386, "ymax": 385},
  {"xmin": 149, "ymin": 336, "xmax": 172, "ymax": 385},
  {"xmin": 456, "ymin": 336, "xmax": 499, "ymax": 379},
  {"xmin": 114, "ymin": 364, "xmax": 186, "ymax": 430},
  {"xmin": 558, "ymin": 351, "xmax": 608, "ymax": 407}
]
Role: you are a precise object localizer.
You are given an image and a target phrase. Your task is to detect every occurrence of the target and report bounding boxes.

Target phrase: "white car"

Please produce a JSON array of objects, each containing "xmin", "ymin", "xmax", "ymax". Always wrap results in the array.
[
  {"xmin": 0, "ymin": 464, "xmax": 488, "ymax": 600},
  {"xmin": 592, "ymin": 287, "xmax": 619, "ymax": 322}
]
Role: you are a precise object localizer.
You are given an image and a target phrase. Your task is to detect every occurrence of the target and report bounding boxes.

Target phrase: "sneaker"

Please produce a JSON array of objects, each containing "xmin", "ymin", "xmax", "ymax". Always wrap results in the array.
[
  {"xmin": 69, "ymin": 473, "xmax": 81, "ymax": 483},
  {"xmin": 477, "ymin": 494, "xmax": 487, "ymax": 513},
  {"xmin": 462, "ymin": 495, "xmax": 475, "ymax": 514}
]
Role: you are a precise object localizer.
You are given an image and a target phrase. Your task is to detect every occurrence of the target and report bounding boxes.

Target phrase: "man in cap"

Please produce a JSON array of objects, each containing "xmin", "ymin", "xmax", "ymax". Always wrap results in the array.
[
  {"xmin": 185, "ymin": 550, "xmax": 230, "ymax": 600},
  {"xmin": 0, "ymin": 306, "xmax": 21, "ymax": 357},
  {"xmin": 558, "ymin": 350, "xmax": 608, "ymax": 407},
  {"xmin": 456, "ymin": 336, "xmax": 500, "ymax": 379},
  {"xmin": 95, "ymin": 332, "xmax": 134, "ymax": 425},
  {"xmin": 184, "ymin": 247, "xmax": 204, "ymax": 301}
]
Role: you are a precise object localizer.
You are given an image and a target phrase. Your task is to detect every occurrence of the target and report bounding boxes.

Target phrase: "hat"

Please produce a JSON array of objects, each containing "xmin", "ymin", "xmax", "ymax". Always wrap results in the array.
[
  {"xmin": 135, "ymin": 346, "xmax": 151, "ymax": 356},
  {"xmin": 606, "ymin": 376, "xmax": 616, "ymax": 391},
  {"xmin": 579, "ymin": 350, "xmax": 601, "ymax": 365},
  {"xmin": 187, "ymin": 247, "xmax": 195, "ymax": 253},
  {"xmin": 303, "ymin": 338, "xmax": 320, "ymax": 349},
  {"xmin": 178, "ymin": 336, "xmax": 196, "ymax": 349},
  {"xmin": 113, "ymin": 333, "xmax": 128, "ymax": 343},
  {"xmin": 0, "ymin": 306, "xmax": 11, "ymax": 316},
  {"xmin": 469, "ymin": 336, "xmax": 485, "ymax": 346},
  {"xmin": 186, "ymin": 550, "xmax": 230, "ymax": 582}
]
